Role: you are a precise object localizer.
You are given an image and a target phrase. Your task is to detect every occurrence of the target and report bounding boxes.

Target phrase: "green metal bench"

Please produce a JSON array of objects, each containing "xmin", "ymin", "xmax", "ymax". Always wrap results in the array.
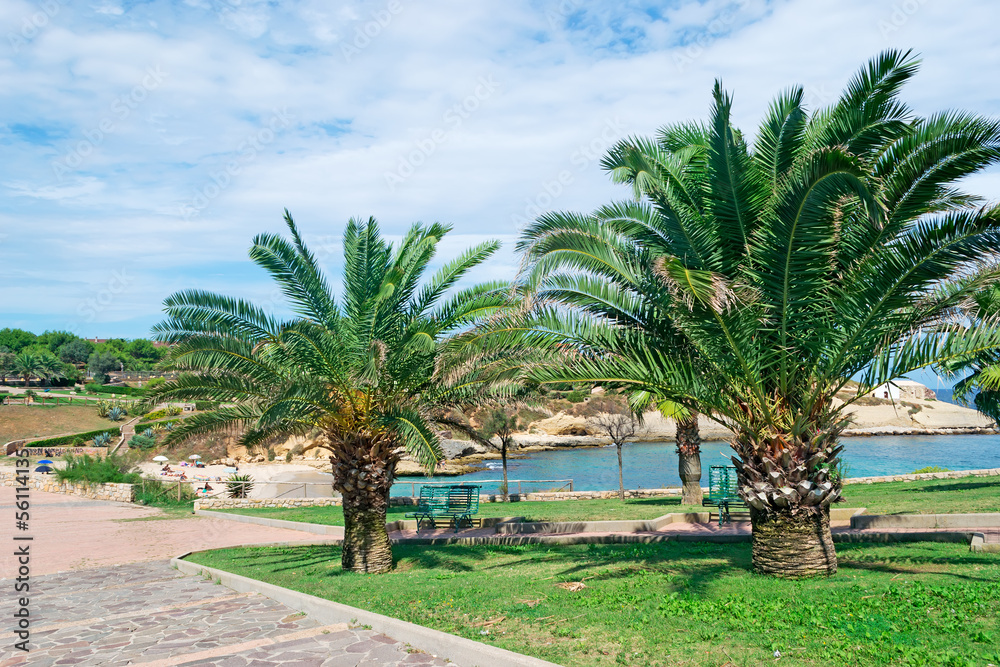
[
  {"xmin": 405, "ymin": 484, "xmax": 481, "ymax": 532},
  {"xmin": 702, "ymin": 465, "xmax": 747, "ymax": 525}
]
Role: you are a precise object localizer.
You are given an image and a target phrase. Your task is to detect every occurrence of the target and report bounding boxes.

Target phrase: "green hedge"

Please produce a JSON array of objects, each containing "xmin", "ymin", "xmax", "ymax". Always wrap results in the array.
[
  {"xmin": 85, "ymin": 383, "xmax": 147, "ymax": 396},
  {"xmin": 27, "ymin": 427, "xmax": 121, "ymax": 448},
  {"xmin": 194, "ymin": 400, "xmax": 218, "ymax": 411}
]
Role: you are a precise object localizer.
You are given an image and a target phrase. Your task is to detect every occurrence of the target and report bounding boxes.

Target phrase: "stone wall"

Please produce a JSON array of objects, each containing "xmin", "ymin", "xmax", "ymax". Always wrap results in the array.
[
  {"xmin": 843, "ymin": 467, "xmax": 1000, "ymax": 485},
  {"xmin": 17, "ymin": 446, "xmax": 109, "ymax": 458},
  {"xmin": 194, "ymin": 487, "xmax": 687, "ymax": 510},
  {"xmin": 0, "ymin": 470, "xmax": 134, "ymax": 502}
]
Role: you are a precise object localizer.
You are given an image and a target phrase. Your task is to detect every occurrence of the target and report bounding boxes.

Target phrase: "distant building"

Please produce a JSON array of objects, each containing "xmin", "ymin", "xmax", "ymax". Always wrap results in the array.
[{"xmin": 869, "ymin": 380, "xmax": 936, "ymax": 401}]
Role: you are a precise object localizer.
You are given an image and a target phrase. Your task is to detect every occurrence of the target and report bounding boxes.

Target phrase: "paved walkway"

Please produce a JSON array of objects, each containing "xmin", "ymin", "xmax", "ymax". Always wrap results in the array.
[
  {"xmin": 0, "ymin": 561, "xmax": 448, "ymax": 666},
  {"xmin": 0, "ymin": 486, "xmax": 324, "ymax": 578}
]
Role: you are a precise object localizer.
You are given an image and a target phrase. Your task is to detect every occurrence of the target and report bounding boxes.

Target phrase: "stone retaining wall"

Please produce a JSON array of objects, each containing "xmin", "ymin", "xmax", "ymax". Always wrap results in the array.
[
  {"xmin": 843, "ymin": 467, "xmax": 1000, "ymax": 485},
  {"xmin": 194, "ymin": 487, "xmax": 688, "ymax": 511},
  {"xmin": 16, "ymin": 446, "xmax": 109, "ymax": 458},
  {"xmin": 0, "ymin": 470, "xmax": 134, "ymax": 503}
]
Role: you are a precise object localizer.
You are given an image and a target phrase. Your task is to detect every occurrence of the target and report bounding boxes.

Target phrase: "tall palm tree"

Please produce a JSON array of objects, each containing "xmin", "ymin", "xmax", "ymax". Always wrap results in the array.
[
  {"xmin": 38, "ymin": 353, "xmax": 66, "ymax": 386},
  {"xmin": 151, "ymin": 211, "xmax": 515, "ymax": 573},
  {"xmin": 517, "ymin": 50, "xmax": 1000, "ymax": 578},
  {"xmin": 13, "ymin": 351, "xmax": 43, "ymax": 387}
]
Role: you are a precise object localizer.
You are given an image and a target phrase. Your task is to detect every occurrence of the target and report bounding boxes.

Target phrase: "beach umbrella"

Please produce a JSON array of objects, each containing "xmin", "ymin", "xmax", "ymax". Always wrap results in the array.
[
  {"xmin": 34, "ymin": 465, "xmax": 52, "ymax": 473},
  {"xmin": 189, "ymin": 454, "xmax": 201, "ymax": 460},
  {"xmin": 37, "ymin": 459, "xmax": 54, "ymax": 464},
  {"xmin": 153, "ymin": 456, "xmax": 169, "ymax": 462}
]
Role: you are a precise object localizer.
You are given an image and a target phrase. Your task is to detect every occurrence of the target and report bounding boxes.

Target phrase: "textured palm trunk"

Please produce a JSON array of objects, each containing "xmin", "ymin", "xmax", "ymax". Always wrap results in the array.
[
  {"xmin": 329, "ymin": 438, "xmax": 398, "ymax": 574},
  {"xmin": 732, "ymin": 427, "xmax": 845, "ymax": 579},
  {"xmin": 675, "ymin": 413, "xmax": 702, "ymax": 505}
]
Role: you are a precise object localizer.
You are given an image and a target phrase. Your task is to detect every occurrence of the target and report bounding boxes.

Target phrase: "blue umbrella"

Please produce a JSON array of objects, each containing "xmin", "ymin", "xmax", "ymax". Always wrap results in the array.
[
  {"xmin": 35, "ymin": 465, "xmax": 52, "ymax": 473},
  {"xmin": 38, "ymin": 459, "xmax": 54, "ymax": 464}
]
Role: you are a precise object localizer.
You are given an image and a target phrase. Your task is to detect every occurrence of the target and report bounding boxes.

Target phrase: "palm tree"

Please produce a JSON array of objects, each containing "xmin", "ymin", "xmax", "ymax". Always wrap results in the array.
[
  {"xmin": 0, "ymin": 346, "xmax": 14, "ymax": 386},
  {"xmin": 38, "ymin": 353, "xmax": 66, "ymax": 386},
  {"xmin": 13, "ymin": 351, "xmax": 43, "ymax": 387},
  {"xmin": 151, "ymin": 211, "xmax": 515, "ymax": 573},
  {"xmin": 518, "ymin": 50, "xmax": 1000, "ymax": 578},
  {"xmin": 939, "ymin": 284, "xmax": 1000, "ymax": 422}
]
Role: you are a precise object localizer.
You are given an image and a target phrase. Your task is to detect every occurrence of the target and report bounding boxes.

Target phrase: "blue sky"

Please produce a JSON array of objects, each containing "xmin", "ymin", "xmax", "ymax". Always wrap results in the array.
[{"xmin": 2, "ymin": 0, "xmax": 999, "ymax": 389}]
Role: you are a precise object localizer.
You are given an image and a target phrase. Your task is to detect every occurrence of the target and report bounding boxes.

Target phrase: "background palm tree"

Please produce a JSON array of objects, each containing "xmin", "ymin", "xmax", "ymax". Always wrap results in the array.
[
  {"xmin": 939, "ymin": 284, "xmax": 1000, "ymax": 422},
  {"xmin": 13, "ymin": 351, "xmax": 43, "ymax": 387},
  {"xmin": 151, "ymin": 212, "xmax": 515, "ymax": 573},
  {"xmin": 517, "ymin": 50, "xmax": 1000, "ymax": 578}
]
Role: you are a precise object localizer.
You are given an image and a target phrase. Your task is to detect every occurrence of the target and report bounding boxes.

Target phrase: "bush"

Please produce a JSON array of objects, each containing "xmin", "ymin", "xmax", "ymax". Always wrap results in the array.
[
  {"xmin": 195, "ymin": 400, "xmax": 219, "ymax": 411},
  {"xmin": 140, "ymin": 409, "xmax": 168, "ymax": 422},
  {"xmin": 93, "ymin": 433, "xmax": 112, "ymax": 447},
  {"xmin": 133, "ymin": 477, "xmax": 199, "ymax": 508},
  {"xmin": 56, "ymin": 453, "xmax": 140, "ymax": 485},
  {"xmin": 566, "ymin": 390, "xmax": 588, "ymax": 403},
  {"xmin": 86, "ymin": 383, "xmax": 146, "ymax": 396},
  {"xmin": 911, "ymin": 466, "xmax": 952, "ymax": 474},
  {"xmin": 106, "ymin": 406, "xmax": 126, "ymax": 422},
  {"xmin": 28, "ymin": 427, "xmax": 119, "ymax": 448},
  {"xmin": 128, "ymin": 434, "xmax": 156, "ymax": 449}
]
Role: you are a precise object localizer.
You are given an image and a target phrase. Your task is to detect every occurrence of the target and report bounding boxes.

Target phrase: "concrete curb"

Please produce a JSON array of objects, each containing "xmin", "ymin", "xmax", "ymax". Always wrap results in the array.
[
  {"xmin": 969, "ymin": 533, "xmax": 1000, "ymax": 552},
  {"xmin": 850, "ymin": 513, "xmax": 1000, "ymax": 530},
  {"xmin": 171, "ymin": 553, "xmax": 562, "ymax": 667}
]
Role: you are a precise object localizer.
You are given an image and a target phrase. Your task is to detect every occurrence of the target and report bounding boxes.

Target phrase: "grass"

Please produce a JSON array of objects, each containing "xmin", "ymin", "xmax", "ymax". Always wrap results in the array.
[
  {"xmin": 216, "ymin": 497, "xmax": 706, "ymax": 526},
  {"xmin": 844, "ymin": 476, "xmax": 1000, "ymax": 514},
  {"xmin": 186, "ymin": 541, "xmax": 1000, "ymax": 666},
  {"xmin": 0, "ymin": 404, "xmax": 109, "ymax": 442}
]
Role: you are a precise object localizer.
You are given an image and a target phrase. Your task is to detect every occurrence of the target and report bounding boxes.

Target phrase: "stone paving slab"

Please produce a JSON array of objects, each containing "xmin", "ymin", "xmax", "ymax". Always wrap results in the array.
[{"xmin": 0, "ymin": 561, "xmax": 451, "ymax": 667}]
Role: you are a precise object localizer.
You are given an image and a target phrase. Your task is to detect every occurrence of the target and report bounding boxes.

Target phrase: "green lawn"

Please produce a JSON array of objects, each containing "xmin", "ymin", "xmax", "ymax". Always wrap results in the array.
[
  {"xmin": 843, "ymin": 476, "xmax": 1000, "ymax": 514},
  {"xmin": 215, "ymin": 497, "xmax": 705, "ymax": 526},
  {"xmin": 215, "ymin": 476, "xmax": 1000, "ymax": 527},
  {"xmin": 187, "ymin": 541, "xmax": 1000, "ymax": 666}
]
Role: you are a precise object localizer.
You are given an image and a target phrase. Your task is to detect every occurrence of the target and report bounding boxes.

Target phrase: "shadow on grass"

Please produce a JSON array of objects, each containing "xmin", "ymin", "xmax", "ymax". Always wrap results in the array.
[{"xmin": 910, "ymin": 481, "xmax": 1000, "ymax": 494}]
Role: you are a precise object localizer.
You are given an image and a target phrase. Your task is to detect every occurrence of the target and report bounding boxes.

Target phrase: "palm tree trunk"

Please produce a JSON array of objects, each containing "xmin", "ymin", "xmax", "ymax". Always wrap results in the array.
[
  {"xmin": 329, "ymin": 445, "xmax": 396, "ymax": 574},
  {"xmin": 675, "ymin": 412, "xmax": 702, "ymax": 505},
  {"xmin": 732, "ymin": 430, "xmax": 844, "ymax": 578},
  {"xmin": 616, "ymin": 443, "xmax": 624, "ymax": 501},
  {"xmin": 750, "ymin": 507, "xmax": 837, "ymax": 578}
]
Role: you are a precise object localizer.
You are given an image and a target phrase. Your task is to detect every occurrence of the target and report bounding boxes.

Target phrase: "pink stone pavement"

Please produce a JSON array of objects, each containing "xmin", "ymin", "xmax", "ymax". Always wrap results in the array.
[{"xmin": 0, "ymin": 486, "xmax": 332, "ymax": 578}]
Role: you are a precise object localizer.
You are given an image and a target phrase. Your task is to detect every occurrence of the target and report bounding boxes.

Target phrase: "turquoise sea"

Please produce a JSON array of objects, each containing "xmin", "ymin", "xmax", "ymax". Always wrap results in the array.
[{"xmin": 392, "ymin": 434, "xmax": 1000, "ymax": 496}]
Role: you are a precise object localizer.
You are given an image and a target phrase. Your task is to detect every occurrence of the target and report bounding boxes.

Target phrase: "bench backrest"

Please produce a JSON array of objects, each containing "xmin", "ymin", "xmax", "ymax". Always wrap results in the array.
[
  {"xmin": 707, "ymin": 465, "xmax": 740, "ymax": 502},
  {"xmin": 417, "ymin": 484, "xmax": 481, "ymax": 513}
]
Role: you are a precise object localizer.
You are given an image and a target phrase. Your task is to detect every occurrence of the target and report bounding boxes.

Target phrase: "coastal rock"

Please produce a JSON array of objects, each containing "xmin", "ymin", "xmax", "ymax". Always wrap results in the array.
[{"xmin": 527, "ymin": 412, "xmax": 595, "ymax": 436}]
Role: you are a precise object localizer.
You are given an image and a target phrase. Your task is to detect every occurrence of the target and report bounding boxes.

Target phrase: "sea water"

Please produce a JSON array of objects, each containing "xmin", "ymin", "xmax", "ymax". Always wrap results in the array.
[{"xmin": 391, "ymin": 434, "xmax": 1000, "ymax": 495}]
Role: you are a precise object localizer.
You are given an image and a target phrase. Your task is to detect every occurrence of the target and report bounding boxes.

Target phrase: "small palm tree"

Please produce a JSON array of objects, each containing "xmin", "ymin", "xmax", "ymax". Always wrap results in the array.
[
  {"xmin": 518, "ymin": 50, "xmax": 1000, "ymax": 578},
  {"xmin": 939, "ymin": 284, "xmax": 1000, "ymax": 422},
  {"xmin": 13, "ymin": 351, "xmax": 43, "ymax": 387},
  {"xmin": 151, "ymin": 212, "xmax": 514, "ymax": 573}
]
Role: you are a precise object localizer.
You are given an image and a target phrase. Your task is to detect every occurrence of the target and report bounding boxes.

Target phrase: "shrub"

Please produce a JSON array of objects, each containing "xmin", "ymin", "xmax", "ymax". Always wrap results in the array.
[
  {"xmin": 86, "ymin": 383, "xmax": 146, "ymax": 396},
  {"xmin": 128, "ymin": 434, "xmax": 156, "ymax": 449},
  {"xmin": 144, "ymin": 377, "xmax": 166, "ymax": 391},
  {"xmin": 566, "ymin": 390, "xmax": 587, "ymax": 403},
  {"xmin": 911, "ymin": 466, "xmax": 952, "ymax": 474},
  {"xmin": 167, "ymin": 405, "xmax": 183, "ymax": 416},
  {"xmin": 133, "ymin": 476, "xmax": 198, "ymax": 507},
  {"xmin": 285, "ymin": 451, "xmax": 293, "ymax": 462},
  {"xmin": 28, "ymin": 427, "xmax": 119, "ymax": 448},
  {"xmin": 93, "ymin": 433, "xmax": 112, "ymax": 447},
  {"xmin": 140, "ymin": 428, "xmax": 155, "ymax": 438},
  {"xmin": 106, "ymin": 406, "xmax": 126, "ymax": 422},
  {"xmin": 56, "ymin": 453, "xmax": 140, "ymax": 485},
  {"xmin": 194, "ymin": 400, "xmax": 218, "ymax": 411},
  {"xmin": 226, "ymin": 474, "xmax": 254, "ymax": 498},
  {"xmin": 267, "ymin": 447, "xmax": 275, "ymax": 461},
  {"xmin": 140, "ymin": 409, "xmax": 168, "ymax": 422}
]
